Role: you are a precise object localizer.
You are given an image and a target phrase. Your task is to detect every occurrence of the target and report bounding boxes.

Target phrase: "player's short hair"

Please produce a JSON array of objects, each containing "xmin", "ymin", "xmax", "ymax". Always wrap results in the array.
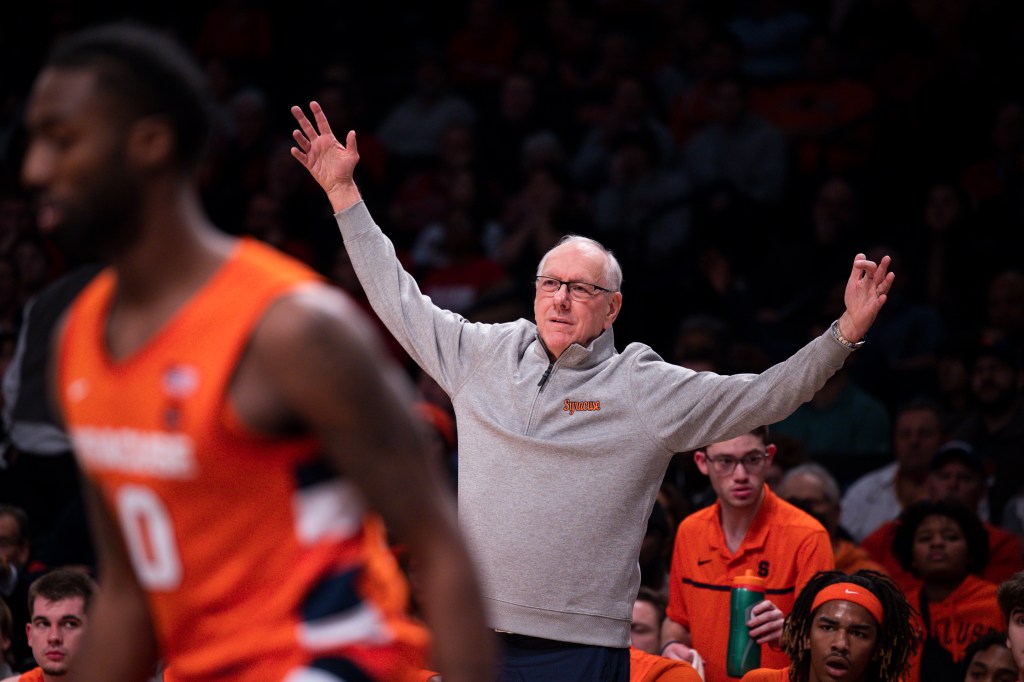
[
  {"xmin": 46, "ymin": 22, "xmax": 214, "ymax": 170},
  {"xmin": 28, "ymin": 568, "xmax": 99, "ymax": 616},
  {"xmin": 998, "ymin": 570, "xmax": 1024, "ymax": 623}
]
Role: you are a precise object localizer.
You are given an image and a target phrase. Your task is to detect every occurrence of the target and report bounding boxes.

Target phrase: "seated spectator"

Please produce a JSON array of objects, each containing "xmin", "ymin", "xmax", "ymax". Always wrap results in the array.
[
  {"xmin": 375, "ymin": 51, "xmax": 476, "ymax": 167},
  {"xmin": 862, "ymin": 441, "xmax": 1024, "ymax": 594},
  {"xmin": 960, "ymin": 629, "xmax": 1017, "ymax": 682},
  {"xmin": 751, "ymin": 32, "xmax": 878, "ymax": 180},
  {"xmin": 0, "ymin": 507, "xmax": 32, "ymax": 670},
  {"xmin": 741, "ymin": 569, "xmax": 916, "ymax": 682},
  {"xmin": 639, "ymin": 501, "xmax": 672, "ymax": 594},
  {"xmin": 571, "ymin": 76, "xmax": 677, "ymax": 191},
  {"xmin": 590, "ymin": 127, "xmax": 691, "ymax": 266},
  {"xmin": 997, "ymin": 571, "xmax": 1024, "ymax": 677},
  {"xmin": 419, "ymin": 210, "xmax": 511, "ymax": 316},
  {"xmin": 1, "ymin": 568, "xmax": 97, "ymax": 682},
  {"xmin": 682, "ymin": 74, "xmax": 788, "ymax": 214},
  {"xmin": 662, "ymin": 427, "xmax": 834, "ymax": 680},
  {"xmin": 894, "ymin": 500, "xmax": 1004, "ymax": 682},
  {"xmin": 0, "ymin": 600, "xmax": 12, "ymax": 678},
  {"xmin": 778, "ymin": 463, "xmax": 887, "ymax": 575},
  {"xmin": 840, "ymin": 399, "xmax": 945, "ymax": 542},
  {"xmin": 771, "ymin": 363, "xmax": 891, "ymax": 461},
  {"xmin": 631, "ymin": 588, "xmax": 702, "ymax": 682},
  {"xmin": 952, "ymin": 339, "xmax": 1024, "ymax": 527}
]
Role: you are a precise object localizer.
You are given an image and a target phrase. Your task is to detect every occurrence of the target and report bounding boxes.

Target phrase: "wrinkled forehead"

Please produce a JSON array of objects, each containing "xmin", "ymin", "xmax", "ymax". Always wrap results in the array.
[{"xmin": 541, "ymin": 242, "xmax": 608, "ymax": 282}]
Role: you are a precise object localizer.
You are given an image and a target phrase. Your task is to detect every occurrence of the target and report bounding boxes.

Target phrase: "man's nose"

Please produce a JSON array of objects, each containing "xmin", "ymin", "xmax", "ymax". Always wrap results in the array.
[
  {"xmin": 47, "ymin": 625, "xmax": 62, "ymax": 643},
  {"xmin": 552, "ymin": 282, "xmax": 571, "ymax": 305},
  {"xmin": 21, "ymin": 142, "xmax": 52, "ymax": 188},
  {"xmin": 831, "ymin": 629, "xmax": 849, "ymax": 653}
]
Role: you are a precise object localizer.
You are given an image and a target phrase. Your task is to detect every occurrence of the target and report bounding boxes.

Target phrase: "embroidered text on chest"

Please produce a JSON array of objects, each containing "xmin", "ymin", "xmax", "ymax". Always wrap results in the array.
[{"xmin": 563, "ymin": 400, "xmax": 601, "ymax": 415}]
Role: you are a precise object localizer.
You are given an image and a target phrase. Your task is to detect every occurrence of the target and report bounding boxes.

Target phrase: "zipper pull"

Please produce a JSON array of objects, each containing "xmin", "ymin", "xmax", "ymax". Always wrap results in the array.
[{"xmin": 538, "ymin": 364, "xmax": 553, "ymax": 388}]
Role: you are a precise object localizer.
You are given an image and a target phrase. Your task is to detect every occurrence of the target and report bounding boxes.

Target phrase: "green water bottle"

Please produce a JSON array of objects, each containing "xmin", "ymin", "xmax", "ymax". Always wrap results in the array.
[{"xmin": 726, "ymin": 569, "xmax": 765, "ymax": 678}]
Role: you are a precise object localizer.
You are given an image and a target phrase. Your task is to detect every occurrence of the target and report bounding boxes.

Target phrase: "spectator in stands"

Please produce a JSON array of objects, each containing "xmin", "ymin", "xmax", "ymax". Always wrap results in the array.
[
  {"xmin": 778, "ymin": 463, "xmax": 887, "ymax": 575},
  {"xmin": 862, "ymin": 440, "xmax": 1024, "ymax": 594},
  {"xmin": 960, "ymin": 630, "xmax": 1017, "ymax": 682},
  {"xmin": 0, "ymin": 600, "xmax": 13, "ymax": 678},
  {"xmin": 376, "ymin": 50, "xmax": 476, "ymax": 166},
  {"xmin": 1, "ymin": 568, "xmax": 97, "ymax": 682},
  {"xmin": 997, "ymin": 570, "xmax": 1024, "ymax": 677},
  {"xmin": 662, "ymin": 427, "xmax": 834, "ymax": 681},
  {"xmin": 841, "ymin": 399, "xmax": 945, "ymax": 542},
  {"xmin": 894, "ymin": 500, "xmax": 1003, "ymax": 681},
  {"xmin": 771, "ymin": 360, "xmax": 891, "ymax": 461},
  {"xmin": 983, "ymin": 271, "xmax": 1024, "ymax": 367},
  {"xmin": 0, "ymin": 506, "xmax": 31, "ymax": 670},
  {"xmin": 953, "ymin": 339, "xmax": 1024, "ymax": 526},
  {"xmin": 631, "ymin": 587, "xmax": 702, "ymax": 682},
  {"xmin": 682, "ymin": 74, "xmax": 788, "ymax": 219}
]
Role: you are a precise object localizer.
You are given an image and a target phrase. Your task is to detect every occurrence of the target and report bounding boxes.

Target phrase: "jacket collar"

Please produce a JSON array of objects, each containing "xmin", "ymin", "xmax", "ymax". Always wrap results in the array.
[{"xmin": 531, "ymin": 326, "xmax": 617, "ymax": 369}]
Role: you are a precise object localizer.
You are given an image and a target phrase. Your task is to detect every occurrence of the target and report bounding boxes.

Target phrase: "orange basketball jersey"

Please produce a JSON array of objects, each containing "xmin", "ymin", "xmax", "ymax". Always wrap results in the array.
[{"xmin": 59, "ymin": 239, "xmax": 428, "ymax": 682}]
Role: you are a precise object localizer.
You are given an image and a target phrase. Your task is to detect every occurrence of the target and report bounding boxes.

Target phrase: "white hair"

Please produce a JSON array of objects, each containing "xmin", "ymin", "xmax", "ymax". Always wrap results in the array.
[
  {"xmin": 536, "ymin": 235, "xmax": 623, "ymax": 291},
  {"xmin": 780, "ymin": 462, "xmax": 841, "ymax": 506}
]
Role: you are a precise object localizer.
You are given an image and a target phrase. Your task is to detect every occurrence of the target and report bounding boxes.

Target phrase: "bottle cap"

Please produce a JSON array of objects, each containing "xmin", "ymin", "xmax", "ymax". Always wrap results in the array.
[{"xmin": 732, "ymin": 569, "xmax": 765, "ymax": 590}]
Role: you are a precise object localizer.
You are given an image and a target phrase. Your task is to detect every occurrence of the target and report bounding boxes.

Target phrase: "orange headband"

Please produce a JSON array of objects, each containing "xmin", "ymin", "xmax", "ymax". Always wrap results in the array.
[{"xmin": 811, "ymin": 583, "xmax": 883, "ymax": 626}]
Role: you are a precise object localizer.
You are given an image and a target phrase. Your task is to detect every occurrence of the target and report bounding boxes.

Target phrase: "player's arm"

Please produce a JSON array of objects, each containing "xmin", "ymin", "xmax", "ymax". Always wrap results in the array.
[
  {"xmin": 250, "ymin": 285, "xmax": 495, "ymax": 682},
  {"xmin": 46, "ymin": 313, "xmax": 160, "ymax": 682},
  {"xmin": 67, "ymin": 479, "xmax": 161, "ymax": 682}
]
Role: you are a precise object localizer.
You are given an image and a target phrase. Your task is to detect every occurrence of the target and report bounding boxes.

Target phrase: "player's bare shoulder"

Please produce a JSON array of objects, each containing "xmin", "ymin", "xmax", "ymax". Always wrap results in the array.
[
  {"xmin": 232, "ymin": 280, "xmax": 400, "ymax": 434},
  {"xmin": 256, "ymin": 280, "xmax": 382, "ymax": 357}
]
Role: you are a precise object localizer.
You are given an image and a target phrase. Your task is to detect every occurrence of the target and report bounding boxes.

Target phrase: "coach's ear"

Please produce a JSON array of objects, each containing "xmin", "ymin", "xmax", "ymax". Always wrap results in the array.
[
  {"xmin": 765, "ymin": 443, "xmax": 777, "ymax": 465},
  {"xmin": 694, "ymin": 450, "xmax": 709, "ymax": 476}
]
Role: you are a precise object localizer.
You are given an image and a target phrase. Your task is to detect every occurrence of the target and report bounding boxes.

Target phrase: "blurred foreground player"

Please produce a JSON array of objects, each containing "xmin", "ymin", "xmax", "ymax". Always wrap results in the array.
[{"xmin": 21, "ymin": 23, "xmax": 493, "ymax": 682}]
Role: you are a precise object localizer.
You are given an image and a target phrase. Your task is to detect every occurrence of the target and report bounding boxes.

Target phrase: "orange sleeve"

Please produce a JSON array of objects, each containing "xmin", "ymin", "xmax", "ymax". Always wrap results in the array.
[
  {"xmin": 665, "ymin": 522, "xmax": 692, "ymax": 627},
  {"xmin": 630, "ymin": 648, "xmax": 703, "ymax": 682},
  {"xmin": 986, "ymin": 528, "xmax": 1024, "ymax": 584}
]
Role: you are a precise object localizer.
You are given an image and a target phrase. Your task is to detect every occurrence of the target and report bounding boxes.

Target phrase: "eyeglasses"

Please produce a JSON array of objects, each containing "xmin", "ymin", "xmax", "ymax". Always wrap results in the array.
[
  {"xmin": 705, "ymin": 452, "xmax": 771, "ymax": 475},
  {"xmin": 535, "ymin": 276, "xmax": 615, "ymax": 301}
]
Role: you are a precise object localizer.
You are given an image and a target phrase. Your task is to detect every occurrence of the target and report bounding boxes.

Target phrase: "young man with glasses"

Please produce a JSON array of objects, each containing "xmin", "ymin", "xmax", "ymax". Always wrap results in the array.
[
  {"xmin": 662, "ymin": 427, "xmax": 834, "ymax": 681},
  {"xmin": 291, "ymin": 101, "xmax": 892, "ymax": 681}
]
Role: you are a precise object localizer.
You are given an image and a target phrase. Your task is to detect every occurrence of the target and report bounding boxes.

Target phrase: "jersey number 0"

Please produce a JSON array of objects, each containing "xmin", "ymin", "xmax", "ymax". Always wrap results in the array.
[{"xmin": 116, "ymin": 484, "xmax": 183, "ymax": 591}]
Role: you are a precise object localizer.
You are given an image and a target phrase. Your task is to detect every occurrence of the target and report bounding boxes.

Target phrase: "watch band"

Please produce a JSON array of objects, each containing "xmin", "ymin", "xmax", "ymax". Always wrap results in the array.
[{"xmin": 830, "ymin": 319, "xmax": 865, "ymax": 350}]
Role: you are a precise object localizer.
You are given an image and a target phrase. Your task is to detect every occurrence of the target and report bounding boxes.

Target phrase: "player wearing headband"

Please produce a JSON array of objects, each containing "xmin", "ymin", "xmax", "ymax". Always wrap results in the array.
[{"xmin": 740, "ymin": 570, "xmax": 917, "ymax": 682}]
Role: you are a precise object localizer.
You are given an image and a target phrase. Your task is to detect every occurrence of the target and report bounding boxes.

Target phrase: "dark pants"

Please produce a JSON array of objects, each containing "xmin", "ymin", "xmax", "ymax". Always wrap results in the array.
[{"xmin": 497, "ymin": 632, "xmax": 629, "ymax": 682}]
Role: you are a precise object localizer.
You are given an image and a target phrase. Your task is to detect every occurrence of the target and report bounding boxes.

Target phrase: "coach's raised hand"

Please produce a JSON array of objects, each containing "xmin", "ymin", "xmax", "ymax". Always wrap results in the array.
[{"xmin": 290, "ymin": 101, "xmax": 363, "ymax": 214}]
